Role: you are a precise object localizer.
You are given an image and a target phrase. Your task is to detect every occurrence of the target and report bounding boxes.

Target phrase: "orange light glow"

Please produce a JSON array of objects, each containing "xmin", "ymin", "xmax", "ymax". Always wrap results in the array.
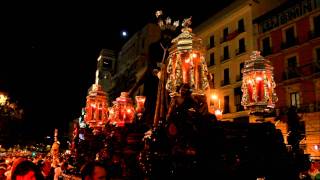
[
  {"xmin": 256, "ymin": 76, "xmax": 263, "ymax": 81},
  {"xmin": 211, "ymin": 94, "xmax": 218, "ymax": 100},
  {"xmin": 192, "ymin": 53, "xmax": 197, "ymax": 58}
]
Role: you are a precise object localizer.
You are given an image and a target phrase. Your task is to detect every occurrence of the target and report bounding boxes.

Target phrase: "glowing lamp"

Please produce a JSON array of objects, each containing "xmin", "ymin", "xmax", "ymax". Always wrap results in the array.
[
  {"xmin": 0, "ymin": 93, "xmax": 8, "ymax": 106},
  {"xmin": 84, "ymin": 84, "xmax": 109, "ymax": 134},
  {"xmin": 241, "ymin": 51, "xmax": 278, "ymax": 114},
  {"xmin": 211, "ymin": 94, "xmax": 218, "ymax": 100},
  {"xmin": 135, "ymin": 96, "xmax": 146, "ymax": 120},
  {"xmin": 109, "ymin": 92, "xmax": 135, "ymax": 126},
  {"xmin": 214, "ymin": 109, "xmax": 223, "ymax": 120},
  {"xmin": 166, "ymin": 17, "xmax": 209, "ymax": 96}
]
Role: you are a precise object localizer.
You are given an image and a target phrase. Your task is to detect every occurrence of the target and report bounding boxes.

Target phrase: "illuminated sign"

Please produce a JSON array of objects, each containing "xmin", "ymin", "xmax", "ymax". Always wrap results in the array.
[{"xmin": 258, "ymin": 0, "xmax": 319, "ymax": 33}]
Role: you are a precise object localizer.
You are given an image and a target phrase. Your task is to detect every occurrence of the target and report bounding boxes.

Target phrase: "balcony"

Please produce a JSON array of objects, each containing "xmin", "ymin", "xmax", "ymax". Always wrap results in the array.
[
  {"xmin": 235, "ymin": 104, "xmax": 244, "ymax": 112},
  {"xmin": 220, "ymin": 30, "xmax": 241, "ymax": 44},
  {"xmin": 281, "ymin": 38, "xmax": 299, "ymax": 50},
  {"xmin": 276, "ymin": 102, "xmax": 320, "ymax": 115},
  {"xmin": 261, "ymin": 47, "xmax": 272, "ymax": 56},
  {"xmin": 207, "ymin": 43, "xmax": 215, "ymax": 50},
  {"xmin": 221, "ymin": 79, "xmax": 230, "ymax": 87},
  {"xmin": 235, "ymin": 48, "xmax": 246, "ymax": 56},
  {"xmin": 309, "ymin": 30, "xmax": 320, "ymax": 40},
  {"xmin": 237, "ymin": 28, "xmax": 245, "ymax": 34},
  {"xmin": 236, "ymin": 75, "xmax": 242, "ymax": 82},
  {"xmin": 221, "ymin": 55, "xmax": 230, "ymax": 62},
  {"xmin": 282, "ymin": 67, "xmax": 301, "ymax": 81},
  {"xmin": 220, "ymin": 36, "xmax": 228, "ymax": 43}
]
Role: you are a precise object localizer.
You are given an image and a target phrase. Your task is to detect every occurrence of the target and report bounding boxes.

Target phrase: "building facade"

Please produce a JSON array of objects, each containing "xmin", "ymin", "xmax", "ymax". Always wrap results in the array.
[
  {"xmin": 254, "ymin": 0, "xmax": 320, "ymax": 159},
  {"xmin": 97, "ymin": 49, "xmax": 116, "ymax": 92},
  {"xmin": 195, "ymin": 0, "xmax": 259, "ymax": 122},
  {"xmin": 108, "ymin": 23, "xmax": 161, "ymax": 100}
]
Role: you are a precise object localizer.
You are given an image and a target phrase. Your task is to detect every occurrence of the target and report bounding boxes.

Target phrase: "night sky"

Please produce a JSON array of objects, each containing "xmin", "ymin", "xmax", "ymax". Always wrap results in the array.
[{"xmin": 0, "ymin": 0, "xmax": 234, "ymax": 141}]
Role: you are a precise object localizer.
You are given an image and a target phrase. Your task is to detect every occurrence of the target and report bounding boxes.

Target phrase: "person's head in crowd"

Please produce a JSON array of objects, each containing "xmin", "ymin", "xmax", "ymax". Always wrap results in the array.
[
  {"xmin": 11, "ymin": 158, "xmax": 44, "ymax": 180},
  {"xmin": 81, "ymin": 161, "xmax": 108, "ymax": 180},
  {"xmin": 0, "ymin": 160, "xmax": 7, "ymax": 179}
]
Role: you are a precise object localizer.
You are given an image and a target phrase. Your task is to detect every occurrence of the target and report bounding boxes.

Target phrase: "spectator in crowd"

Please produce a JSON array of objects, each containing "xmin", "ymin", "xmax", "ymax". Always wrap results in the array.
[
  {"xmin": 81, "ymin": 161, "xmax": 108, "ymax": 180},
  {"xmin": 11, "ymin": 158, "xmax": 44, "ymax": 180}
]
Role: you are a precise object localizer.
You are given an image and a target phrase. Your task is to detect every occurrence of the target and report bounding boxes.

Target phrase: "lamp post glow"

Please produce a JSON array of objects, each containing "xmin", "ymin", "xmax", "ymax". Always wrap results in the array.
[
  {"xmin": 0, "ymin": 94, "xmax": 8, "ymax": 106},
  {"xmin": 210, "ymin": 93, "xmax": 222, "ymax": 120}
]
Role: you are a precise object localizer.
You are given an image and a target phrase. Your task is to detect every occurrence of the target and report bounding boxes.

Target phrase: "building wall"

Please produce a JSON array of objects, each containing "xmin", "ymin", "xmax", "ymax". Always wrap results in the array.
[
  {"xmin": 303, "ymin": 112, "xmax": 320, "ymax": 160},
  {"xmin": 97, "ymin": 49, "xmax": 116, "ymax": 92},
  {"xmin": 254, "ymin": 0, "xmax": 320, "ymax": 159},
  {"xmin": 109, "ymin": 24, "xmax": 161, "ymax": 99},
  {"xmin": 195, "ymin": 1, "xmax": 259, "ymax": 121}
]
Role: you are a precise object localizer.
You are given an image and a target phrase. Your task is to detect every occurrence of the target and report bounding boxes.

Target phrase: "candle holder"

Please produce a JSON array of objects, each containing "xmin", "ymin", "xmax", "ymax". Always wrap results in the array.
[{"xmin": 135, "ymin": 96, "xmax": 146, "ymax": 120}]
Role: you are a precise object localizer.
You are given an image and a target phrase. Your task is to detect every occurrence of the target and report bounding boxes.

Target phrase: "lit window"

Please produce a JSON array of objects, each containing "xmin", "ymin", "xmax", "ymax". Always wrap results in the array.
[{"xmin": 290, "ymin": 92, "xmax": 300, "ymax": 108}]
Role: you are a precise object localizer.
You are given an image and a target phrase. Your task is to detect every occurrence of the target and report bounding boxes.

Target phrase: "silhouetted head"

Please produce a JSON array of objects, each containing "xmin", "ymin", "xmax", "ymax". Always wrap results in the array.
[
  {"xmin": 81, "ymin": 161, "xmax": 108, "ymax": 180},
  {"xmin": 11, "ymin": 159, "xmax": 43, "ymax": 180}
]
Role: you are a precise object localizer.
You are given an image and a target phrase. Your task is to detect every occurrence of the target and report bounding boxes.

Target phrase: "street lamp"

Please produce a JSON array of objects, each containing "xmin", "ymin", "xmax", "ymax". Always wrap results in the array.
[
  {"xmin": 0, "ymin": 93, "xmax": 8, "ymax": 106},
  {"xmin": 210, "ymin": 93, "xmax": 222, "ymax": 120}
]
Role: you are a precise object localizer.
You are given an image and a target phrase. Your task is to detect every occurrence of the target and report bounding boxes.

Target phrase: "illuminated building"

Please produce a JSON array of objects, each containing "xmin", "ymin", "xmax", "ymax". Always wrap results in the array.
[
  {"xmin": 254, "ymin": 0, "xmax": 320, "ymax": 159},
  {"xmin": 194, "ymin": 0, "xmax": 256, "ymax": 122},
  {"xmin": 110, "ymin": 23, "xmax": 161, "ymax": 99},
  {"xmin": 97, "ymin": 49, "xmax": 116, "ymax": 93}
]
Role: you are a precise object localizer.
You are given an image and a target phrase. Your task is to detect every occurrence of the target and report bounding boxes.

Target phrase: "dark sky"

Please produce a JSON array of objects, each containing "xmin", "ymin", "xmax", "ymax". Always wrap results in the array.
[{"xmin": 0, "ymin": 0, "xmax": 234, "ymax": 141}]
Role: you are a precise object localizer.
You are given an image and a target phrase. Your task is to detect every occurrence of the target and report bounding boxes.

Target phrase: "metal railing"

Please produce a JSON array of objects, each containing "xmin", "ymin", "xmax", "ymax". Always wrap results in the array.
[
  {"xmin": 276, "ymin": 102, "xmax": 320, "ymax": 116},
  {"xmin": 281, "ymin": 37, "xmax": 299, "ymax": 50},
  {"xmin": 261, "ymin": 47, "xmax": 272, "ymax": 56},
  {"xmin": 309, "ymin": 30, "xmax": 320, "ymax": 40},
  {"xmin": 235, "ymin": 48, "xmax": 246, "ymax": 55},
  {"xmin": 282, "ymin": 61, "xmax": 320, "ymax": 81},
  {"xmin": 221, "ymin": 55, "xmax": 230, "ymax": 62},
  {"xmin": 220, "ymin": 79, "xmax": 230, "ymax": 86},
  {"xmin": 236, "ymin": 75, "xmax": 242, "ymax": 82}
]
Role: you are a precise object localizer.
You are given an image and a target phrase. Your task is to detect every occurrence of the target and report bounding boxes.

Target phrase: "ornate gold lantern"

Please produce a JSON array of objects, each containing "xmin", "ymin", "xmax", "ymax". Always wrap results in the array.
[
  {"xmin": 84, "ymin": 70, "xmax": 109, "ymax": 134},
  {"xmin": 108, "ymin": 92, "xmax": 135, "ymax": 126},
  {"xmin": 241, "ymin": 51, "xmax": 277, "ymax": 114},
  {"xmin": 166, "ymin": 17, "xmax": 209, "ymax": 96}
]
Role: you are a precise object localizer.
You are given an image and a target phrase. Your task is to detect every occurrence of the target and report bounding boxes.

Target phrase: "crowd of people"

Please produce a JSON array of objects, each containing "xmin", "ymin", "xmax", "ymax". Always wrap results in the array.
[{"xmin": 0, "ymin": 155, "xmax": 109, "ymax": 180}]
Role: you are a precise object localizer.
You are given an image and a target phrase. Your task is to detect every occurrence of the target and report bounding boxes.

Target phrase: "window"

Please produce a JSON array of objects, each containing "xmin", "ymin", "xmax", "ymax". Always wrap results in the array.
[
  {"xmin": 210, "ymin": 52, "xmax": 215, "ymax": 66},
  {"xmin": 262, "ymin": 37, "xmax": 271, "ymax": 56},
  {"xmin": 103, "ymin": 59, "xmax": 113, "ymax": 69},
  {"xmin": 286, "ymin": 56, "xmax": 299, "ymax": 79},
  {"xmin": 234, "ymin": 87, "xmax": 244, "ymax": 112},
  {"xmin": 238, "ymin": 19, "xmax": 245, "ymax": 33},
  {"xmin": 224, "ymin": 68, "xmax": 230, "ymax": 85},
  {"xmin": 285, "ymin": 27, "xmax": 296, "ymax": 47},
  {"xmin": 209, "ymin": 35, "xmax": 215, "ymax": 48},
  {"xmin": 223, "ymin": 46, "xmax": 229, "ymax": 60},
  {"xmin": 223, "ymin": 27, "xmax": 228, "ymax": 41},
  {"xmin": 287, "ymin": 56, "xmax": 297, "ymax": 68},
  {"xmin": 224, "ymin": 96, "xmax": 230, "ymax": 113},
  {"xmin": 314, "ymin": 15, "xmax": 320, "ymax": 36},
  {"xmin": 290, "ymin": 92, "xmax": 300, "ymax": 108},
  {"xmin": 211, "ymin": 73, "xmax": 215, "ymax": 88},
  {"xmin": 238, "ymin": 38, "xmax": 245, "ymax": 54},
  {"xmin": 316, "ymin": 47, "xmax": 320, "ymax": 63},
  {"xmin": 239, "ymin": 62, "xmax": 244, "ymax": 81}
]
